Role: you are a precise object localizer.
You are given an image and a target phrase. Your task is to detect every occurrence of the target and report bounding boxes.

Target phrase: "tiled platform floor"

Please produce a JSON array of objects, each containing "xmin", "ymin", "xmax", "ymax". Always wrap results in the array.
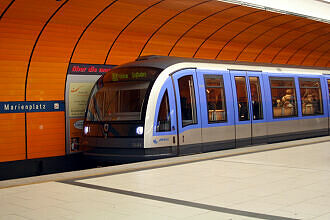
[{"xmin": 1, "ymin": 137, "xmax": 330, "ymax": 219}]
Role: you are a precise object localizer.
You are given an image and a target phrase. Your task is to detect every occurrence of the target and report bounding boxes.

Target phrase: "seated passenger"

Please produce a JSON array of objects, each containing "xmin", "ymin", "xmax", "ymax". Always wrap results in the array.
[{"xmin": 282, "ymin": 89, "xmax": 294, "ymax": 108}]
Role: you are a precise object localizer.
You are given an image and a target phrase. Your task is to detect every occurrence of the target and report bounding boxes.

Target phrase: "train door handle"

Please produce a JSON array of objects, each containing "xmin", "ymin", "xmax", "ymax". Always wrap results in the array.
[
  {"xmin": 173, "ymin": 136, "xmax": 175, "ymax": 144},
  {"xmin": 182, "ymin": 135, "xmax": 184, "ymax": 143}
]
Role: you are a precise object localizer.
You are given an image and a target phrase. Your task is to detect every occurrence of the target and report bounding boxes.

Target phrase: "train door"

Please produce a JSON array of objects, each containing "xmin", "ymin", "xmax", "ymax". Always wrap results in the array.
[
  {"xmin": 196, "ymin": 69, "xmax": 236, "ymax": 152},
  {"xmin": 172, "ymin": 69, "xmax": 202, "ymax": 154},
  {"xmin": 247, "ymin": 72, "xmax": 267, "ymax": 144},
  {"xmin": 326, "ymin": 76, "xmax": 330, "ymax": 134},
  {"xmin": 230, "ymin": 71, "xmax": 266, "ymax": 146},
  {"xmin": 231, "ymin": 71, "xmax": 252, "ymax": 146}
]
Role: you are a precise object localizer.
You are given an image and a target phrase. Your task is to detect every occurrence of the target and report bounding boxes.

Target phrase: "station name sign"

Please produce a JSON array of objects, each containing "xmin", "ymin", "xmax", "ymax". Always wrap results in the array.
[
  {"xmin": 0, "ymin": 101, "xmax": 65, "ymax": 114},
  {"xmin": 68, "ymin": 63, "xmax": 116, "ymax": 75}
]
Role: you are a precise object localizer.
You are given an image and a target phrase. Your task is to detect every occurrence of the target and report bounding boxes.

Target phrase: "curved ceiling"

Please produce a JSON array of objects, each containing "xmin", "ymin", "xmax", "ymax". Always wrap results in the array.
[{"xmin": 0, "ymin": 0, "xmax": 329, "ymax": 102}]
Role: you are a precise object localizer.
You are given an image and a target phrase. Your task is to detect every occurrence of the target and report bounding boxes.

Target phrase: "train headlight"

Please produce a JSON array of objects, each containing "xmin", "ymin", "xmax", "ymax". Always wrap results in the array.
[
  {"xmin": 84, "ymin": 126, "xmax": 89, "ymax": 135},
  {"xmin": 136, "ymin": 126, "xmax": 144, "ymax": 135}
]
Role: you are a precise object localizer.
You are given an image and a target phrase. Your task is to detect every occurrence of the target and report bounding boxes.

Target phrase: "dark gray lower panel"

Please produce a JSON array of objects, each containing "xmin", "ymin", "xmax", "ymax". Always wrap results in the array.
[
  {"xmin": 252, "ymin": 136, "xmax": 268, "ymax": 145},
  {"xmin": 179, "ymin": 144, "xmax": 202, "ymax": 155},
  {"xmin": 267, "ymin": 129, "xmax": 328, "ymax": 143},
  {"xmin": 202, "ymin": 140, "xmax": 235, "ymax": 153},
  {"xmin": 84, "ymin": 146, "xmax": 178, "ymax": 164},
  {"xmin": 84, "ymin": 129, "xmax": 329, "ymax": 163},
  {"xmin": 236, "ymin": 138, "xmax": 252, "ymax": 148}
]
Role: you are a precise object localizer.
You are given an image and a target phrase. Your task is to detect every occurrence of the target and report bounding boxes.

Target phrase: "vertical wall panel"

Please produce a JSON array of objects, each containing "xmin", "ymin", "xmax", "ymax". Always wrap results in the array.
[
  {"xmin": 0, "ymin": 0, "xmax": 64, "ymax": 102},
  {"xmin": 26, "ymin": 0, "xmax": 113, "ymax": 101},
  {"xmin": 0, "ymin": 0, "xmax": 64, "ymax": 162},
  {"xmin": 26, "ymin": 112, "xmax": 65, "ymax": 159},
  {"xmin": 0, "ymin": 113, "xmax": 25, "ymax": 162},
  {"xmin": 25, "ymin": 0, "xmax": 115, "ymax": 158}
]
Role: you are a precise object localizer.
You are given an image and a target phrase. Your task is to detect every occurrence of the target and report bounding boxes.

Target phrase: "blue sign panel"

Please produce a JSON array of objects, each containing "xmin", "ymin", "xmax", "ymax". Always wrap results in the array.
[{"xmin": 0, "ymin": 101, "xmax": 65, "ymax": 113}]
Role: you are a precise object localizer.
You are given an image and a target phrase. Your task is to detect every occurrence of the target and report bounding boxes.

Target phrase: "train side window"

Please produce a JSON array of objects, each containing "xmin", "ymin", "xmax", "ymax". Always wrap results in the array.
[
  {"xmin": 270, "ymin": 77, "xmax": 298, "ymax": 118},
  {"xmin": 234, "ymin": 76, "xmax": 250, "ymax": 121},
  {"xmin": 299, "ymin": 78, "xmax": 323, "ymax": 116},
  {"xmin": 249, "ymin": 76, "xmax": 263, "ymax": 120},
  {"xmin": 178, "ymin": 75, "xmax": 197, "ymax": 127},
  {"xmin": 204, "ymin": 75, "xmax": 227, "ymax": 123},
  {"xmin": 156, "ymin": 90, "xmax": 171, "ymax": 132},
  {"xmin": 328, "ymin": 80, "xmax": 330, "ymax": 101}
]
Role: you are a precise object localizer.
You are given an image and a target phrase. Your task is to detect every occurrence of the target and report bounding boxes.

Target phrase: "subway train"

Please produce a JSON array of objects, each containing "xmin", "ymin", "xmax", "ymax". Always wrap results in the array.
[{"xmin": 81, "ymin": 56, "xmax": 330, "ymax": 162}]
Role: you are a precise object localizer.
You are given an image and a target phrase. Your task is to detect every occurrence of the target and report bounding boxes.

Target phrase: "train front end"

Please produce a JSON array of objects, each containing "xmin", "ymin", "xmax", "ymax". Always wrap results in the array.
[{"xmin": 81, "ymin": 66, "xmax": 162, "ymax": 163}]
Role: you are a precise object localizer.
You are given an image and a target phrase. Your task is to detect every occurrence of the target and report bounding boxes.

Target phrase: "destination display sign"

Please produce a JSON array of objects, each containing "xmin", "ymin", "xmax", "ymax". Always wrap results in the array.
[{"xmin": 103, "ymin": 67, "xmax": 162, "ymax": 82}]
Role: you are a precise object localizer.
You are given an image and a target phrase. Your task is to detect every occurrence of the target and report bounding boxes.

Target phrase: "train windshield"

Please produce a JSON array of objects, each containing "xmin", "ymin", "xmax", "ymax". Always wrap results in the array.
[{"xmin": 86, "ymin": 67, "xmax": 162, "ymax": 122}]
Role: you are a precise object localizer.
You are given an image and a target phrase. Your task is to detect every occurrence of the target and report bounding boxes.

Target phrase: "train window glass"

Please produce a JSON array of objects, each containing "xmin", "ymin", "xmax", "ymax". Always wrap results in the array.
[
  {"xmin": 156, "ymin": 90, "xmax": 171, "ymax": 132},
  {"xmin": 178, "ymin": 75, "xmax": 197, "ymax": 127},
  {"xmin": 328, "ymin": 80, "xmax": 330, "ymax": 101},
  {"xmin": 299, "ymin": 78, "xmax": 323, "ymax": 116},
  {"xmin": 204, "ymin": 75, "xmax": 227, "ymax": 123},
  {"xmin": 270, "ymin": 77, "xmax": 298, "ymax": 118},
  {"xmin": 235, "ymin": 76, "xmax": 250, "ymax": 121},
  {"xmin": 86, "ymin": 81, "xmax": 148, "ymax": 121},
  {"xmin": 249, "ymin": 77, "xmax": 263, "ymax": 120},
  {"xmin": 86, "ymin": 66, "xmax": 162, "ymax": 122}
]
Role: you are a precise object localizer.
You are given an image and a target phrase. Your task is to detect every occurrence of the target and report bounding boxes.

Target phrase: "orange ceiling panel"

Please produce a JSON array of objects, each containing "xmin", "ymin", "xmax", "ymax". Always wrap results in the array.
[
  {"xmin": 258, "ymin": 22, "xmax": 325, "ymax": 64},
  {"xmin": 308, "ymin": 46, "xmax": 330, "ymax": 67},
  {"xmin": 235, "ymin": 16, "xmax": 302, "ymax": 62},
  {"xmin": 104, "ymin": 0, "xmax": 212, "ymax": 65},
  {"xmin": 71, "ymin": 0, "xmax": 161, "ymax": 64},
  {"xmin": 0, "ymin": 0, "xmax": 13, "ymax": 19},
  {"xmin": 169, "ymin": 4, "xmax": 248, "ymax": 58},
  {"xmin": 139, "ymin": 1, "xmax": 233, "ymax": 57},
  {"xmin": 286, "ymin": 32, "xmax": 330, "ymax": 66}
]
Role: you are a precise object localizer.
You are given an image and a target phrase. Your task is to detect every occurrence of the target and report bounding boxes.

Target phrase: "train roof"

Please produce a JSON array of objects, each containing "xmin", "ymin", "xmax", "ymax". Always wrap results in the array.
[{"xmin": 116, "ymin": 55, "xmax": 330, "ymax": 74}]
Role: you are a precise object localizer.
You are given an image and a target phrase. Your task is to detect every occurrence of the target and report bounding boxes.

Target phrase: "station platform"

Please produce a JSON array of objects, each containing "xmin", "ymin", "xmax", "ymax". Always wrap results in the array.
[{"xmin": 1, "ymin": 136, "xmax": 330, "ymax": 220}]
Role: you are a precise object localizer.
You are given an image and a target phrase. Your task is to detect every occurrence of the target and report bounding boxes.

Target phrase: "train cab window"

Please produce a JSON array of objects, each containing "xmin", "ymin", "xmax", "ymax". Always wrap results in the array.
[
  {"xmin": 249, "ymin": 77, "xmax": 263, "ymax": 120},
  {"xmin": 299, "ymin": 78, "xmax": 323, "ymax": 116},
  {"xmin": 86, "ymin": 66, "xmax": 162, "ymax": 122},
  {"xmin": 234, "ymin": 76, "xmax": 249, "ymax": 121},
  {"xmin": 178, "ymin": 75, "xmax": 197, "ymax": 127},
  {"xmin": 86, "ymin": 81, "xmax": 148, "ymax": 121},
  {"xmin": 204, "ymin": 75, "xmax": 227, "ymax": 123},
  {"xmin": 270, "ymin": 77, "xmax": 298, "ymax": 118},
  {"xmin": 156, "ymin": 90, "xmax": 171, "ymax": 132}
]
